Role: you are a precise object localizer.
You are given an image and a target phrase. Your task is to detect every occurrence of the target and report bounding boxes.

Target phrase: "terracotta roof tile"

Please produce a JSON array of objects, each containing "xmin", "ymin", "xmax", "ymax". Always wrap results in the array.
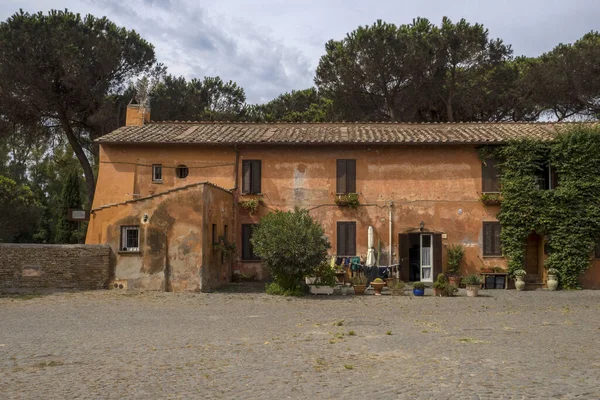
[{"xmin": 95, "ymin": 122, "xmax": 596, "ymax": 145}]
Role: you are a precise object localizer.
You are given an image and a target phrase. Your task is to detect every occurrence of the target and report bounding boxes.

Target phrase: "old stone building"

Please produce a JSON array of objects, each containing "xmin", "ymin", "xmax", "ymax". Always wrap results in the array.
[{"xmin": 85, "ymin": 105, "xmax": 600, "ymax": 291}]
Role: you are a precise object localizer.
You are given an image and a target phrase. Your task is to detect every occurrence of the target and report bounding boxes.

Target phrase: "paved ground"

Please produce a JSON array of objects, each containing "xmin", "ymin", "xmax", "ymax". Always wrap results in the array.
[{"xmin": 1, "ymin": 286, "xmax": 599, "ymax": 399}]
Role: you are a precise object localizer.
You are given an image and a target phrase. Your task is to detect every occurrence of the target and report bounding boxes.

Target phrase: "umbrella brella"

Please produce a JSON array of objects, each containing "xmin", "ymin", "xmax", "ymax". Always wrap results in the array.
[{"xmin": 366, "ymin": 226, "xmax": 376, "ymax": 267}]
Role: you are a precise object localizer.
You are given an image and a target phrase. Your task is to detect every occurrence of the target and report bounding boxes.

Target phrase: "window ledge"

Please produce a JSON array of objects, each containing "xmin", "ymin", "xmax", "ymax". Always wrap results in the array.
[
  {"xmin": 241, "ymin": 193, "xmax": 263, "ymax": 196},
  {"xmin": 118, "ymin": 251, "xmax": 141, "ymax": 255},
  {"xmin": 152, "ymin": 180, "xmax": 163, "ymax": 184}
]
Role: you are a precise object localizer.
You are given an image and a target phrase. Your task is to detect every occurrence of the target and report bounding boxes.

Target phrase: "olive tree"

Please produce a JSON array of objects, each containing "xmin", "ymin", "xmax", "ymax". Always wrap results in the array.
[{"xmin": 250, "ymin": 208, "xmax": 330, "ymax": 290}]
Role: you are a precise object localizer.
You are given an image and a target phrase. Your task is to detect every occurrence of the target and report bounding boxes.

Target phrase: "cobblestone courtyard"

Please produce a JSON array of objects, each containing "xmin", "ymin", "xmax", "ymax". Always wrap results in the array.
[{"xmin": 1, "ymin": 287, "xmax": 599, "ymax": 399}]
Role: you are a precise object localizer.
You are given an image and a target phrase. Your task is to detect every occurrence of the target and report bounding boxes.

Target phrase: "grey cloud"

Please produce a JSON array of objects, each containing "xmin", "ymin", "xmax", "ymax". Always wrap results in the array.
[{"xmin": 3, "ymin": 0, "xmax": 600, "ymax": 104}]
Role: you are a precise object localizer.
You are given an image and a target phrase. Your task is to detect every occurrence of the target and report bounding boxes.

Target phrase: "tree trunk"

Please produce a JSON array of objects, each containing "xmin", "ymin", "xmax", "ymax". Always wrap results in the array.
[
  {"xmin": 446, "ymin": 95, "xmax": 454, "ymax": 122},
  {"xmin": 58, "ymin": 113, "xmax": 96, "ymax": 206}
]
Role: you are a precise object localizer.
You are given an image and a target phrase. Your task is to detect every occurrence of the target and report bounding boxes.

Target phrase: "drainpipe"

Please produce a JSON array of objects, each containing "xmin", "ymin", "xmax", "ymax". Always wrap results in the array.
[
  {"xmin": 389, "ymin": 200, "xmax": 393, "ymax": 273},
  {"xmin": 231, "ymin": 145, "xmax": 239, "ymax": 277}
]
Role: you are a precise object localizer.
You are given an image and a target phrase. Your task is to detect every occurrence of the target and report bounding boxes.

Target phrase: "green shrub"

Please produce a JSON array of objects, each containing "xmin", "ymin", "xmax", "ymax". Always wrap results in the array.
[
  {"xmin": 462, "ymin": 274, "xmax": 482, "ymax": 286},
  {"xmin": 265, "ymin": 282, "xmax": 305, "ymax": 297},
  {"xmin": 312, "ymin": 262, "xmax": 337, "ymax": 287},
  {"xmin": 446, "ymin": 244, "xmax": 464, "ymax": 276},
  {"xmin": 443, "ymin": 284, "xmax": 458, "ymax": 297},
  {"xmin": 350, "ymin": 273, "xmax": 368, "ymax": 285},
  {"xmin": 412, "ymin": 282, "xmax": 426, "ymax": 290},
  {"xmin": 251, "ymin": 208, "xmax": 330, "ymax": 290}
]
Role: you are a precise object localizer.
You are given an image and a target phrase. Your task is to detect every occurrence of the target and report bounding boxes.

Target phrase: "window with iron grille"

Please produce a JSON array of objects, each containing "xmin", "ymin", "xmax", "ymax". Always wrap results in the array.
[
  {"xmin": 121, "ymin": 226, "xmax": 140, "ymax": 252},
  {"xmin": 483, "ymin": 221, "xmax": 502, "ymax": 256},
  {"xmin": 242, "ymin": 160, "xmax": 261, "ymax": 194},
  {"xmin": 152, "ymin": 164, "xmax": 162, "ymax": 182},
  {"xmin": 336, "ymin": 159, "xmax": 356, "ymax": 194},
  {"xmin": 241, "ymin": 224, "xmax": 260, "ymax": 260},
  {"xmin": 176, "ymin": 165, "xmax": 189, "ymax": 179},
  {"xmin": 337, "ymin": 221, "xmax": 356, "ymax": 256}
]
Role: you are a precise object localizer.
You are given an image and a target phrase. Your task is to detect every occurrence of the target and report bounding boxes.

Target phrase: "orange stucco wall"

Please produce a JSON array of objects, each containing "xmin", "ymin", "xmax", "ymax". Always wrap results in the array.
[
  {"xmin": 92, "ymin": 144, "xmax": 235, "ymax": 208},
  {"xmin": 86, "ymin": 183, "xmax": 233, "ymax": 292},
  {"xmin": 88, "ymin": 142, "xmax": 599, "ymax": 289},
  {"xmin": 234, "ymin": 144, "xmax": 505, "ymax": 280}
]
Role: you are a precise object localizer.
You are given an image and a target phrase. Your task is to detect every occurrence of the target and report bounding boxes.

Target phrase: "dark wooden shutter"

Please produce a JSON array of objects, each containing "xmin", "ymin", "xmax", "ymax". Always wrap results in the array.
[
  {"xmin": 346, "ymin": 160, "xmax": 356, "ymax": 193},
  {"xmin": 433, "ymin": 234, "xmax": 442, "ymax": 279},
  {"xmin": 348, "ymin": 222, "xmax": 356, "ymax": 255},
  {"xmin": 595, "ymin": 242, "xmax": 600, "ymax": 259},
  {"xmin": 336, "ymin": 222, "xmax": 345, "ymax": 255},
  {"xmin": 482, "ymin": 159, "xmax": 500, "ymax": 192},
  {"xmin": 251, "ymin": 160, "xmax": 261, "ymax": 194},
  {"xmin": 493, "ymin": 224, "xmax": 502, "ymax": 255},
  {"xmin": 483, "ymin": 222, "xmax": 493, "ymax": 256},
  {"xmin": 242, "ymin": 161, "xmax": 251, "ymax": 194},
  {"xmin": 242, "ymin": 224, "xmax": 251, "ymax": 260},
  {"xmin": 483, "ymin": 222, "xmax": 501, "ymax": 256},
  {"xmin": 398, "ymin": 233, "xmax": 410, "ymax": 282},
  {"xmin": 336, "ymin": 160, "xmax": 346, "ymax": 194}
]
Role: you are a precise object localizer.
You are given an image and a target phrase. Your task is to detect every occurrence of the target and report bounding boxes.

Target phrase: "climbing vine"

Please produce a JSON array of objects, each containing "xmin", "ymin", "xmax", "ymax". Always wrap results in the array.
[{"xmin": 479, "ymin": 126, "xmax": 600, "ymax": 288}]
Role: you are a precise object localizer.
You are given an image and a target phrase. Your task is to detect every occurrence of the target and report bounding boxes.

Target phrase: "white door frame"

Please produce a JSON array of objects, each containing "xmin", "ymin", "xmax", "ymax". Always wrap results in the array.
[{"xmin": 420, "ymin": 233, "xmax": 433, "ymax": 282}]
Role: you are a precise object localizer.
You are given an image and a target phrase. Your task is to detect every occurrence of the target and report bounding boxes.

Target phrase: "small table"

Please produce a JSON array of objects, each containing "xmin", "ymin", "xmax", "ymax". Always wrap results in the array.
[{"xmin": 481, "ymin": 272, "xmax": 509, "ymax": 289}]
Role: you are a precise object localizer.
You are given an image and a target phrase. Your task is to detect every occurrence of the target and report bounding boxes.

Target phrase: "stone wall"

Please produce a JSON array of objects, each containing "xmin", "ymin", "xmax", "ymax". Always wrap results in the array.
[{"xmin": 0, "ymin": 244, "xmax": 112, "ymax": 291}]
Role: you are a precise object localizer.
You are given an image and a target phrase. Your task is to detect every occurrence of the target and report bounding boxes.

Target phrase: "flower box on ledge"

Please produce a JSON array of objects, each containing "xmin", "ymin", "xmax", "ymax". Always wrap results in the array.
[
  {"xmin": 480, "ymin": 193, "xmax": 502, "ymax": 206},
  {"xmin": 335, "ymin": 193, "xmax": 360, "ymax": 208}
]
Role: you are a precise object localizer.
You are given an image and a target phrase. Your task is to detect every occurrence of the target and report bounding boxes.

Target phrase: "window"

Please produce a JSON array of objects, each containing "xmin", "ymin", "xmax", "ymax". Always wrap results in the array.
[
  {"xmin": 242, "ymin": 160, "xmax": 261, "ymax": 194},
  {"xmin": 482, "ymin": 158, "xmax": 501, "ymax": 193},
  {"xmin": 595, "ymin": 241, "xmax": 600, "ymax": 259},
  {"xmin": 176, "ymin": 165, "xmax": 189, "ymax": 179},
  {"xmin": 120, "ymin": 226, "xmax": 140, "ymax": 252},
  {"xmin": 241, "ymin": 224, "xmax": 260, "ymax": 261},
  {"xmin": 483, "ymin": 221, "xmax": 502, "ymax": 256},
  {"xmin": 337, "ymin": 221, "xmax": 356, "ymax": 256},
  {"xmin": 152, "ymin": 164, "xmax": 162, "ymax": 182},
  {"xmin": 537, "ymin": 163, "xmax": 558, "ymax": 190},
  {"xmin": 336, "ymin": 159, "xmax": 356, "ymax": 194}
]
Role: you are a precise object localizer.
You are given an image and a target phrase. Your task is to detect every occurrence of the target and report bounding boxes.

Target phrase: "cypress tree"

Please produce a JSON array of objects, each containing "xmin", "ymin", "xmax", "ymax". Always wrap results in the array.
[{"xmin": 54, "ymin": 170, "xmax": 83, "ymax": 244}]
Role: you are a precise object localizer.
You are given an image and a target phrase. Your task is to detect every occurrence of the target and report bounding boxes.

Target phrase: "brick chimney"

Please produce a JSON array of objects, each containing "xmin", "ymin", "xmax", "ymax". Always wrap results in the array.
[{"xmin": 125, "ymin": 103, "xmax": 150, "ymax": 127}]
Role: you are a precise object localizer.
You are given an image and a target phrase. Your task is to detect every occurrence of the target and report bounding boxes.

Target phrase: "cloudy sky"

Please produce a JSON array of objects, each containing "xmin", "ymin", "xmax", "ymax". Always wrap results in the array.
[{"xmin": 1, "ymin": 0, "xmax": 599, "ymax": 103}]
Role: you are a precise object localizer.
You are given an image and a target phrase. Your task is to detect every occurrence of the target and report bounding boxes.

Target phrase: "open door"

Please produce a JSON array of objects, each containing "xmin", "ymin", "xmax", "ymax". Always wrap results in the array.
[{"xmin": 398, "ymin": 233, "xmax": 410, "ymax": 282}]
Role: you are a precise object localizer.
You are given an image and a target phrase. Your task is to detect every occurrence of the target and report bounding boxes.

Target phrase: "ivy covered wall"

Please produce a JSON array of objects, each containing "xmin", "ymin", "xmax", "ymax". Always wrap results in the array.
[{"xmin": 480, "ymin": 125, "xmax": 600, "ymax": 289}]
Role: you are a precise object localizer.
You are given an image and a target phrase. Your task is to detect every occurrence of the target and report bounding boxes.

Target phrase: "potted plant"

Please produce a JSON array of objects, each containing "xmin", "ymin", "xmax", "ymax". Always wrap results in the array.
[
  {"xmin": 334, "ymin": 193, "xmax": 360, "ymax": 208},
  {"xmin": 412, "ymin": 282, "xmax": 426, "ymax": 296},
  {"xmin": 370, "ymin": 277, "xmax": 386, "ymax": 295},
  {"xmin": 513, "ymin": 269, "xmax": 527, "ymax": 291},
  {"xmin": 446, "ymin": 244, "xmax": 464, "ymax": 288},
  {"xmin": 351, "ymin": 273, "xmax": 368, "ymax": 295},
  {"xmin": 462, "ymin": 274, "xmax": 482, "ymax": 297},
  {"xmin": 307, "ymin": 262, "xmax": 337, "ymax": 295},
  {"xmin": 433, "ymin": 273, "xmax": 447, "ymax": 297},
  {"xmin": 443, "ymin": 284, "xmax": 458, "ymax": 297},
  {"xmin": 480, "ymin": 265, "xmax": 493, "ymax": 274},
  {"xmin": 388, "ymin": 280, "xmax": 405, "ymax": 296},
  {"xmin": 479, "ymin": 192, "xmax": 502, "ymax": 206},
  {"xmin": 546, "ymin": 268, "xmax": 559, "ymax": 291}
]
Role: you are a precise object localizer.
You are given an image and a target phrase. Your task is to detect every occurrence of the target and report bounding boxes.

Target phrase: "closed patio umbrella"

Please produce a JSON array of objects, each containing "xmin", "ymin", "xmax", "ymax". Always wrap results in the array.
[{"xmin": 366, "ymin": 226, "xmax": 376, "ymax": 267}]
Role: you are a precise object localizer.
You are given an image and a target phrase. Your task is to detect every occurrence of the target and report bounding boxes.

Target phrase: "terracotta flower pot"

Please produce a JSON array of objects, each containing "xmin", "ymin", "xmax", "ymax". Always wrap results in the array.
[
  {"xmin": 433, "ymin": 287, "xmax": 443, "ymax": 297},
  {"xmin": 353, "ymin": 284, "xmax": 366, "ymax": 295},
  {"xmin": 371, "ymin": 282, "xmax": 386, "ymax": 295},
  {"xmin": 448, "ymin": 276, "xmax": 461, "ymax": 288}
]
